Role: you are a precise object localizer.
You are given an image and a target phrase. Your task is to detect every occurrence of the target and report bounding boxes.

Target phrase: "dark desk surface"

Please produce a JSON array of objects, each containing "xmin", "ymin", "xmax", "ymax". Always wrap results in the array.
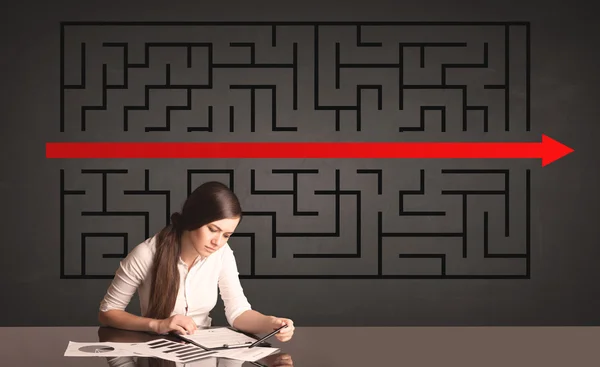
[{"xmin": 1, "ymin": 326, "xmax": 599, "ymax": 366}]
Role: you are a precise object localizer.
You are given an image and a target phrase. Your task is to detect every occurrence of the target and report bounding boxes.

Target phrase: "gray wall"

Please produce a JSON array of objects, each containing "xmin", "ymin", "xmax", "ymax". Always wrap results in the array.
[{"xmin": 2, "ymin": 0, "xmax": 599, "ymax": 326}]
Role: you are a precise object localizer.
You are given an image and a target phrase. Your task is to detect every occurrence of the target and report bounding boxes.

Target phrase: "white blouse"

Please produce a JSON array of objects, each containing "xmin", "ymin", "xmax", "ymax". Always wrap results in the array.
[{"xmin": 99, "ymin": 235, "xmax": 252, "ymax": 327}]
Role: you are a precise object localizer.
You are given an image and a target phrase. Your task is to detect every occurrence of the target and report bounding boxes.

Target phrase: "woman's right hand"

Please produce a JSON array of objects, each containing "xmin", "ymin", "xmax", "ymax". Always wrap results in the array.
[{"xmin": 150, "ymin": 314, "xmax": 198, "ymax": 335}]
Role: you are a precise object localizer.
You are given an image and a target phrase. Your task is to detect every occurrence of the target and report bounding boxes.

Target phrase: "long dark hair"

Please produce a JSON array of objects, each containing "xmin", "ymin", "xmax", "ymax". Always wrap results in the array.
[{"xmin": 144, "ymin": 181, "xmax": 242, "ymax": 320}]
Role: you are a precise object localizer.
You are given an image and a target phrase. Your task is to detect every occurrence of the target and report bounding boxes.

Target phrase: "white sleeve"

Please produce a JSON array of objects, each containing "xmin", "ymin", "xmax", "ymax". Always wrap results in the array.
[
  {"xmin": 218, "ymin": 244, "xmax": 252, "ymax": 327},
  {"xmin": 99, "ymin": 240, "xmax": 154, "ymax": 312}
]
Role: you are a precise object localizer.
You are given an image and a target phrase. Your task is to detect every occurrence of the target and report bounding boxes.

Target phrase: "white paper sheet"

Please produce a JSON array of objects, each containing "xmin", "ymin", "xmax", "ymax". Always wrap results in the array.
[
  {"xmin": 65, "ymin": 337, "xmax": 279, "ymax": 364},
  {"xmin": 215, "ymin": 346, "xmax": 281, "ymax": 362},
  {"xmin": 124, "ymin": 338, "xmax": 279, "ymax": 363},
  {"xmin": 180, "ymin": 328, "xmax": 259, "ymax": 349},
  {"xmin": 124, "ymin": 338, "xmax": 218, "ymax": 363},
  {"xmin": 63, "ymin": 341, "xmax": 150, "ymax": 357}
]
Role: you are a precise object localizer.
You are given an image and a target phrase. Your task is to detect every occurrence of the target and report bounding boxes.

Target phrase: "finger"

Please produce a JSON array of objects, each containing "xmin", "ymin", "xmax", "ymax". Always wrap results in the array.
[
  {"xmin": 273, "ymin": 317, "xmax": 286, "ymax": 329},
  {"xmin": 180, "ymin": 323, "xmax": 194, "ymax": 335},
  {"xmin": 280, "ymin": 327, "xmax": 294, "ymax": 334},
  {"xmin": 276, "ymin": 333, "xmax": 290, "ymax": 342},
  {"xmin": 172, "ymin": 326, "xmax": 187, "ymax": 335}
]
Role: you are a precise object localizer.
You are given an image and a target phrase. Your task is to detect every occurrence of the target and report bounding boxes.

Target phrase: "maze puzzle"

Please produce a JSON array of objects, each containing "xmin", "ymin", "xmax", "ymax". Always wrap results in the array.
[{"xmin": 59, "ymin": 22, "xmax": 531, "ymax": 279}]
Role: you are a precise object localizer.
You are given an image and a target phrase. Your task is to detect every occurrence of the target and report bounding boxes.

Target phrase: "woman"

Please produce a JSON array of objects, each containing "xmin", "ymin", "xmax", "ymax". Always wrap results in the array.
[{"xmin": 98, "ymin": 181, "xmax": 295, "ymax": 343}]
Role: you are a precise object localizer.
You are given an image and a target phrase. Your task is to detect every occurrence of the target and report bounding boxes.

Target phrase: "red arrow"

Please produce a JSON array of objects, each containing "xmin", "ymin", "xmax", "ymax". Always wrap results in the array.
[{"xmin": 45, "ymin": 134, "xmax": 573, "ymax": 166}]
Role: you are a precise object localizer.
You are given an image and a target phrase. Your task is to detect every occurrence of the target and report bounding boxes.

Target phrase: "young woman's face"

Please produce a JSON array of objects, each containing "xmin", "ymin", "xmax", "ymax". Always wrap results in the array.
[{"xmin": 188, "ymin": 217, "xmax": 240, "ymax": 258}]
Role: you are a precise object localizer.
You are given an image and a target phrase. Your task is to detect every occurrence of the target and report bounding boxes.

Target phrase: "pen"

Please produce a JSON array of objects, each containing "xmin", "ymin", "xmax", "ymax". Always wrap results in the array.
[
  {"xmin": 222, "ymin": 342, "xmax": 252, "ymax": 348},
  {"xmin": 248, "ymin": 324, "xmax": 288, "ymax": 348}
]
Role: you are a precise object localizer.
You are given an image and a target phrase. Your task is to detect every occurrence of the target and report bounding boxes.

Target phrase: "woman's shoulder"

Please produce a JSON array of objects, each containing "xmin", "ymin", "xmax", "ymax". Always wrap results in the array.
[
  {"xmin": 217, "ymin": 242, "xmax": 236, "ymax": 261},
  {"xmin": 125, "ymin": 235, "xmax": 157, "ymax": 263},
  {"xmin": 115, "ymin": 236, "xmax": 158, "ymax": 278}
]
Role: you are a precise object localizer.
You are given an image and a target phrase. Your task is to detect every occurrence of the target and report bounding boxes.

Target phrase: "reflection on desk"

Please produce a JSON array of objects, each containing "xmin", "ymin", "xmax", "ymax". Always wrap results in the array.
[
  {"xmin": 97, "ymin": 326, "xmax": 293, "ymax": 367},
  {"xmin": 104, "ymin": 354, "xmax": 292, "ymax": 367},
  {"xmin": 3, "ymin": 325, "xmax": 598, "ymax": 366}
]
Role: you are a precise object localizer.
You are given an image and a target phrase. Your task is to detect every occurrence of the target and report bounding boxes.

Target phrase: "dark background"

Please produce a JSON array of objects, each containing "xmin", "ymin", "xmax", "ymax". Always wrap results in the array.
[{"xmin": 1, "ymin": 0, "xmax": 598, "ymax": 327}]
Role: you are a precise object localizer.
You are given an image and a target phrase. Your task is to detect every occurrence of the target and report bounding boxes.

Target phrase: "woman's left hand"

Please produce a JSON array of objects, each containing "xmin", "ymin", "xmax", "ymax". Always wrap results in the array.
[{"xmin": 269, "ymin": 316, "xmax": 295, "ymax": 342}]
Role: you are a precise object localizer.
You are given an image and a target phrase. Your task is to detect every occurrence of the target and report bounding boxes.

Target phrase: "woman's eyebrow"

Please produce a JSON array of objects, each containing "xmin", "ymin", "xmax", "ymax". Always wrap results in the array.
[
  {"xmin": 211, "ymin": 224, "xmax": 233, "ymax": 234},
  {"xmin": 211, "ymin": 224, "xmax": 226, "ymax": 232}
]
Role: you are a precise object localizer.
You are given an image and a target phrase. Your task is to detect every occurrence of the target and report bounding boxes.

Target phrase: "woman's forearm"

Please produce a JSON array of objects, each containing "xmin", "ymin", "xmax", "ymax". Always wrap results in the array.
[
  {"xmin": 232, "ymin": 310, "xmax": 274, "ymax": 334},
  {"xmin": 98, "ymin": 310, "xmax": 159, "ymax": 334}
]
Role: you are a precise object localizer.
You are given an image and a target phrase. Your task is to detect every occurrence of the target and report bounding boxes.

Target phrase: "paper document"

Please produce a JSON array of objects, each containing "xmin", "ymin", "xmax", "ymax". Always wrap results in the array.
[
  {"xmin": 216, "ymin": 346, "xmax": 281, "ymax": 362},
  {"xmin": 64, "ymin": 334, "xmax": 280, "ymax": 364},
  {"xmin": 125, "ymin": 338, "xmax": 218, "ymax": 363},
  {"xmin": 181, "ymin": 328, "xmax": 259, "ymax": 349},
  {"xmin": 63, "ymin": 341, "xmax": 150, "ymax": 357}
]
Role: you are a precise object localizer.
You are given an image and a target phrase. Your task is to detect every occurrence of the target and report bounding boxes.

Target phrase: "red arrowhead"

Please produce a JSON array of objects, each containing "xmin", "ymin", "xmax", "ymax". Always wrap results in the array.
[{"xmin": 541, "ymin": 134, "xmax": 574, "ymax": 166}]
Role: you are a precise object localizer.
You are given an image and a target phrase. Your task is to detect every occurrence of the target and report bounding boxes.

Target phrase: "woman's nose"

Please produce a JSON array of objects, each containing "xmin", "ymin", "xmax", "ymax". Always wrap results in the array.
[{"xmin": 212, "ymin": 234, "xmax": 223, "ymax": 245}]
